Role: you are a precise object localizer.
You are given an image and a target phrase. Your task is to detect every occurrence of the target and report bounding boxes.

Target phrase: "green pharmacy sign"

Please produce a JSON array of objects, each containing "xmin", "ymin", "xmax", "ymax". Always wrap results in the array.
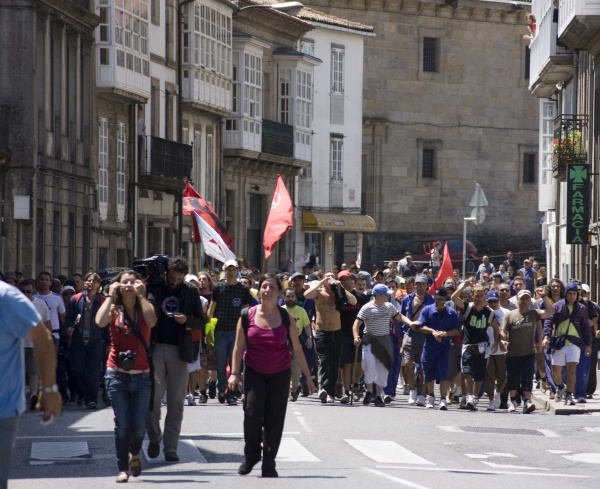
[{"xmin": 566, "ymin": 163, "xmax": 590, "ymax": 245}]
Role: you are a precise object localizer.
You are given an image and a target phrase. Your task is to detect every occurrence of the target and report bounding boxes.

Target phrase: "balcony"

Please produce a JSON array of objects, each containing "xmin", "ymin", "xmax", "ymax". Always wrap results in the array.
[
  {"xmin": 262, "ymin": 120, "xmax": 294, "ymax": 158},
  {"xmin": 139, "ymin": 136, "xmax": 193, "ymax": 189},
  {"xmin": 529, "ymin": 1, "xmax": 573, "ymax": 98},
  {"xmin": 553, "ymin": 114, "xmax": 588, "ymax": 181},
  {"xmin": 558, "ymin": 0, "xmax": 600, "ymax": 54}
]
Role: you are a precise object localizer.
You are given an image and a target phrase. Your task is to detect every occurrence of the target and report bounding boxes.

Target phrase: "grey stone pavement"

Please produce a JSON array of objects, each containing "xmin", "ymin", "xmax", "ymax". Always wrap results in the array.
[{"xmin": 532, "ymin": 367, "xmax": 600, "ymax": 415}]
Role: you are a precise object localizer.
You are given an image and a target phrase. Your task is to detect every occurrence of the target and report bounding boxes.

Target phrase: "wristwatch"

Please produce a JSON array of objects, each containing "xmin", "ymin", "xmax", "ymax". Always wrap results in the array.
[{"xmin": 42, "ymin": 384, "xmax": 59, "ymax": 394}]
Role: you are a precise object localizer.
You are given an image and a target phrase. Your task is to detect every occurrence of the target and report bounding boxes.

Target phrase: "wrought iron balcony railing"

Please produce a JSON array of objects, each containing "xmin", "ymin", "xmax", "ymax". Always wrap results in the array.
[
  {"xmin": 262, "ymin": 119, "xmax": 294, "ymax": 158},
  {"xmin": 553, "ymin": 114, "xmax": 588, "ymax": 179},
  {"xmin": 140, "ymin": 136, "xmax": 193, "ymax": 181}
]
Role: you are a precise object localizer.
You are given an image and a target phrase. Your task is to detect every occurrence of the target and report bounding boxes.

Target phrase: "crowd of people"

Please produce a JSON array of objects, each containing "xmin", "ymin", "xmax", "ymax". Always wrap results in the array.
[{"xmin": 1, "ymin": 249, "xmax": 599, "ymax": 484}]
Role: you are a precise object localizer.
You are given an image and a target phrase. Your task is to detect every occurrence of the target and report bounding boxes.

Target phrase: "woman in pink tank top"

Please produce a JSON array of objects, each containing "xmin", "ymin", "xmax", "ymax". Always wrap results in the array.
[{"xmin": 228, "ymin": 274, "xmax": 314, "ymax": 478}]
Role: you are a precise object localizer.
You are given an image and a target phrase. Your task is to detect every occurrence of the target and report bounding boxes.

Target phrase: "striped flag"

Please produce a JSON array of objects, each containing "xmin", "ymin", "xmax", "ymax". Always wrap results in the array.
[{"xmin": 193, "ymin": 211, "xmax": 236, "ymax": 263}]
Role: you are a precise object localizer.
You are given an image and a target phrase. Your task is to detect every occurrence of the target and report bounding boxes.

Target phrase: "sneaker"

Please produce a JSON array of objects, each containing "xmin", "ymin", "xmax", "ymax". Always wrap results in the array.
[
  {"xmin": 586, "ymin": 393, "xmax": 593, "ymax": 399},
  {"xmin": 523, "ymin": 399, "xmax": 536, "ymax": 413},
  {"xmin": 147, "ymin": 441, "xmax": 160, "ymax": 459},
  {"xmin": 487, "ymin": 399, "xmax": 496, "ymax": 412},
  {"xmin": 86, "ymin": 402, "xmax": 98, "ymax": 410},
  {"xmin": 318, "ymin": 389, "xmax": 328, "ymax": 404},
  {"xmin": 218, "ymin": 393, "xmax": 226, "ymax": 404},
  {"xmin": 290, "ymin": 391, "xmax": 298, "ymax": 402},
  {"xmin": 459, "ymin": 397, "xmax": 467, "ymax": 409},
  {"xmin": 208, "ymin": 380, "xmax": 217, "ymax": 399},
  {"xmin": 416, "ymin": 395, "xmax": 426, "ymax": 407},
  {"xmin": 198, "ymin": 392, "xmax": 208, "ymax": 404},
  {"xmin": 408, "ymin": 390, "xmax": 417, "ymax": 405},
  {"xmin": 466, "ymin": 396, "xmax": 477, "ymax": 411},
  {"xmin": 403, "ymin": 385, "xmax": 410, "ymax": 395},
  {"xmin": 426, "ymin": 396, "xmax": 435, "ymax": 409},
  {"xmin": 340, "ymin": 394, "xmax": 350, "ymax": 404},
  {"xmin": 326, "ymin": 395, "xmax": 335, "ymax": 404},
  {"xmin": 494, "ymin": 392, "xmax": 501, "ymax": 406},
  {"xmin": 363, "ymin": 391, "xmax": 373, "ymax": 406},
  {"xmin": 301, "ymin": 383, "xmax": 310, "ymax": 397},
  {"xmin": 374, "ymin": 396, "xmax": 385, "ymax": 407},
  {"xmin": 577, "ymin": 397, "xmax": 587, "ymax": 404},
  {"xmin": 29, "ymin": 394, "xmax": 38, "ymax": 411},
  {"xmin": 507, "ymin": 400, "xmax": 516, "ymax": 413},
  {"xmin": 383, "ymin": 395, "xmax": 393, "ymax": 404},
  {"xmin": 187, "ymin": 394, "xmax": 196, "ymax": 406},
  {"xmin": 335, "ymin": 383, "xmax": 344, "ymax": 399},
  {"xmin": 226, "ymin": 395, "xmax": 238, "ymax": 406},
  {"xmin": 439, "ymin": 398, "xmax": 448, "ymax": 411},
  {"xmin": 565, "ymin": 393, "xmax": 576, "ymax": 406},
  {"xmin": 556, "ymin": 385, "xmax": 566, "ymax": 402}
]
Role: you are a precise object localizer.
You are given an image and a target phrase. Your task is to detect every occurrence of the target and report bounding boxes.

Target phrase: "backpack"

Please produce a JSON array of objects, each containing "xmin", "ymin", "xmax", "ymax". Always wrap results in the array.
[{"xmin": 240, "ymin": 305, "xmax": 292, "ymax": 350}]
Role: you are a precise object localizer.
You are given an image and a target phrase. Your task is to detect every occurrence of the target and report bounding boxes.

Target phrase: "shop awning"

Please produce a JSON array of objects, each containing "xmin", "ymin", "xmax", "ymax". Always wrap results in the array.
[{"xmin": 302, "ymin": 211, "xmax": 377, "ymax": 232}]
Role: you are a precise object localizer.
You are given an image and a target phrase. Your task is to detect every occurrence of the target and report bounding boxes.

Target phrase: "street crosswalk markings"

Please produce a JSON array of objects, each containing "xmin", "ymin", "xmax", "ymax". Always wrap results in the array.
[
  {"xmin": 277, "ymin": 438, "xmax": 320, "ymax": 462},
  {"xmin": 561, "ymin": 453, "xmax": 600, "ymax": 464},
  {"xmin": 30, "ymin": 442, "xmax": 89, "ymax": 465},
  {"xmin": 480, "ymin": 461, "xmax": 548, "ymax": 471},
  {"xmin": 465, "ymin": 452, "xmax": 517, "ymax": 459},
  {"xmin": 144, "ymin": 439, "xmax": 207, "ymax": 465},
  {"xmin": 345, "ymin": 439, "xmax": 435, "ymax": 465}
]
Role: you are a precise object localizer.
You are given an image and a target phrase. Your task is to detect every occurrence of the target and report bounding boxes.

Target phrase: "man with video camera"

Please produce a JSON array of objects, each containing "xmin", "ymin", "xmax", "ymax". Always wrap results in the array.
[{"xmin": 144, "ymin": 256, "xmax": 205, "ymax": 462}]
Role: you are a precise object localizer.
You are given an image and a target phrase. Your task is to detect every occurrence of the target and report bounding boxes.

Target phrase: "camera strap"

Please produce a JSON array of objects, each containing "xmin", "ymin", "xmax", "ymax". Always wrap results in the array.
[{"xmin": 122, "ymin": 307, "xmax": 156, "ymax": 412}]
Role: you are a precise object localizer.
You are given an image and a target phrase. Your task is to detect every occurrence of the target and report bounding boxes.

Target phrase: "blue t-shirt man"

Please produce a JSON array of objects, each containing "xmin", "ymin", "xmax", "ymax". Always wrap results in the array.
[{"xmin": 0, "ymin": 282, "xmax": 42, "ymax": 419}]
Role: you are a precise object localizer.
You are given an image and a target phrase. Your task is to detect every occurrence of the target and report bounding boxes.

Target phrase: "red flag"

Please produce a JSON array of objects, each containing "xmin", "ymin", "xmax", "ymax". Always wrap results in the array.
[
  {"xmin": 429, "ymin": 242, "xmax": 454, "ymax": 294},
  {"xmin": 183, "ymin": 182, "xmax": 234, "ymax": 248},
  {"xmin": 263, "ymin": 175, "xmax": 293, "ymax": 259}
]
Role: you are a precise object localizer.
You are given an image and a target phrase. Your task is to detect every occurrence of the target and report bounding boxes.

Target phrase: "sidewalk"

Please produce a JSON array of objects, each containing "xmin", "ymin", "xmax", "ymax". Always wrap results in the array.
[{"xmin": 532, "ymin": 376, "xmax": 600, "ymax": 415}]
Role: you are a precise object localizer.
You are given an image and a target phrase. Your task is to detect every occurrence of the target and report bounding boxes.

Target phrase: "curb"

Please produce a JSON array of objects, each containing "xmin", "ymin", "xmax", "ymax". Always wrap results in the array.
[{"xmin": 532, "ymin": 393, "xmax": 600, "ymax": 415}]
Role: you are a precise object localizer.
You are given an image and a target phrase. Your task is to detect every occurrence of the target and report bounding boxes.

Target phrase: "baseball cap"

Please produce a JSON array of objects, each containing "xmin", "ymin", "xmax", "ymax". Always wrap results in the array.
[
  {"xmin": 434, "ymin": 287, "xmax": 448, "ymax": 300},
  {"xmin": 372, "ymin": 284, "xmax": 389, "ymax": 296},
  {"xmin": 3, "ymin": 271, "xmax": 16, "ymax": 280},
  {"xmin": 486, "ymin": 290, "xmax": 499, "ymax": 301},
  {"xmin": 517, "ymin": 289, "xmax": 532, "ymax": 299},
  {"xmin": 414, "ymin": 274, "xmax": 428, "ymax": 284},
  {"xmin": 184, "ymin": 274, "xmax": 199, "ymax": 284},
  {"xmin": 337, "ymin": 270, "xmax": 352, "ymax": 279},
  {"xmin": 444, "ymin": 283, "xmax": 456, "ymax": 292},
  {"xmin": 62, "ymin": 285, "xmax": 76, "ymax": 294},
  {"xmin": 223, "ymin": 259, "xmax": 239, "ymax": 270},
  {"xmin": 582, "ymin": 284, "xmax": 590, "ymax": 293},
  {"xmin": 290, "ymin": 272, "xmax": 305, "ymax": 281}
]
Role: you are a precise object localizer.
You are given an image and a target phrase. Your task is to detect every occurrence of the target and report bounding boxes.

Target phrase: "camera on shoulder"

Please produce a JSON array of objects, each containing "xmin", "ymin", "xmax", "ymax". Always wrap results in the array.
[{"xmin": 118, "ymin": 350, "xmax": 137, "ymax": 371}]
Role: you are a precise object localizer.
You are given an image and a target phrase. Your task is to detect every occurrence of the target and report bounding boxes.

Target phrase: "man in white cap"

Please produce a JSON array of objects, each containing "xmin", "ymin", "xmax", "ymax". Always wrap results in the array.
[{"xmin": 207, "ymin": 259, "xmax": 252, "ymax": 406}]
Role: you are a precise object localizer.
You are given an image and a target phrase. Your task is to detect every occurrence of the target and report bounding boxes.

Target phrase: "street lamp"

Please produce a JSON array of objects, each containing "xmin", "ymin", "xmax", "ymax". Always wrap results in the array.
[
  {"xmin": 463, "ymin": 217, "xmax": 476, "ymax": 280},
  {"xmin": 233, "ymin": 1, "xmax": 304, "ymax": 16}
]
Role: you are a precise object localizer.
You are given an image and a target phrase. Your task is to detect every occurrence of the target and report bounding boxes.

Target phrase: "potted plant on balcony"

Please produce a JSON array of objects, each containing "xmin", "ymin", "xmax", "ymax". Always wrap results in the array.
[{"xmin": 553, "ymin": 128, "xmax": 585, "ymax": 167}]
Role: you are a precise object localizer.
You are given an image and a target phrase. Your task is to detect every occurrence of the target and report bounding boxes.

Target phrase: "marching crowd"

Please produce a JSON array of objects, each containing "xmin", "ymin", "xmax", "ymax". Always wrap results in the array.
[{"xmin": 1, "ymin": 250, "xmax": 599, "ymax": 484}]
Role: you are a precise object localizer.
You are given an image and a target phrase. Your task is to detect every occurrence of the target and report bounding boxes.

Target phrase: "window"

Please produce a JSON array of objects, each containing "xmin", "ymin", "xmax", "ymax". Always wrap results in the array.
[
  {"xmin": 98, "ymin": 118, "xmax": 108, "ymax": 220},
  {"xmin": 423, "ymin": 37, "xmax": 438, "ymax": 73},
  {"xmin": 278, "ymin": 69, "xmax": 292, "ymax": 124},
  {"xmin": 206, "ymin": 133, "xmax": 213, "ymax": 203},
  {"xmin": 331, "ymin": 137, "xmax": 343, "ymax": 182},
  {"xmin": 300, "ymin": 39, "xmax": 314, "ymax": 56},
  {"xmin": 331, "ymin": 47, "xmax": 344, "ymax": 94},
  {"xmin": 301, "ymin": 164, "xmax": 312, "ymax": 180},
  {"xmin": 523, "ymin": 153, "xmax": 536, "ymax": 183},
  {"xmin": 244, "ymin": 53, "xmax": 262, "ymax": 120},
  {"xmin": 151, "ymin": 0, "xmax": 160, "ymax": 25},
  {"xmin": 114, "ymin": 0, "xmax": 149, "ymax": 76},
  {"xmin": 296, "ymin": 69, "xmax": 312, "ymax": 130},
  {"xmin": 116, "ymin": 122, "xmax": 126, "ymax": 222},
  {"xmin": 422, "ymin": 148, "xmax": 435, "ymax": 178},
  {"xmin": 524, "ymin": 46, "xmax": 531, "ymax": 80}
]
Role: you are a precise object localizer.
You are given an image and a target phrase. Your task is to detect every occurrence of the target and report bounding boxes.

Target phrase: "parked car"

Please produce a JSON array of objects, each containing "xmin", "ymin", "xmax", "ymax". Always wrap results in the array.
[{"xmin": 396, "ymin": 237, "xmax": 478, "ymax": 273}]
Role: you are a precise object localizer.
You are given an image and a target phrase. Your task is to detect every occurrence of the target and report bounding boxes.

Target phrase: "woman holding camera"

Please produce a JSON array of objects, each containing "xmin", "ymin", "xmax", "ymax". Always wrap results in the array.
[{"xmin": 96, "ymin": 270, "xmax": 157, "ymax": 483}]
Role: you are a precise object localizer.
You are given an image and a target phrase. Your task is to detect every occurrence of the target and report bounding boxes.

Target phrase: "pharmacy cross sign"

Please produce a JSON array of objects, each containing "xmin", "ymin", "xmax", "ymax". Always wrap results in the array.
[{"xmin": 566, "ymin": 163, "xmax": 590, "ymax": 245}]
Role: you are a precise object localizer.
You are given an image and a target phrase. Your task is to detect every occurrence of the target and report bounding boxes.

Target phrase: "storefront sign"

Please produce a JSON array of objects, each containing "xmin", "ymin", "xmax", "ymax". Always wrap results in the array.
[{"xmin": 566, "ymin": 163, "xmax": 590, "ymax": 245}]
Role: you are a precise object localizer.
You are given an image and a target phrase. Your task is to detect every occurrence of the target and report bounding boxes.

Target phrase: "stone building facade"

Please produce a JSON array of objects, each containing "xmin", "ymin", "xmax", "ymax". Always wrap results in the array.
[
  {"xmin": 304, "ymin": 0, "xmax": 541, "ymax": 265},
  {"xmin": 0, "ymin": 0, "xmax": 99, "ymax": 277}
]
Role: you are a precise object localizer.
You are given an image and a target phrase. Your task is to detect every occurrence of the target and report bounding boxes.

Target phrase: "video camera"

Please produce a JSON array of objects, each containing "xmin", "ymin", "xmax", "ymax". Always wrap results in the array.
[{"xmin": 133, "ymin": 254, "xmax": 169, "ymax": 285}]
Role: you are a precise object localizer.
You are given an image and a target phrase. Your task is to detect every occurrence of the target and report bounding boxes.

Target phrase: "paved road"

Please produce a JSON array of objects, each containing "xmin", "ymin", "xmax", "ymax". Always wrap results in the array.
[{"xmin": 8, "ymin": 392, "xmax": 600, "ymax": 489}]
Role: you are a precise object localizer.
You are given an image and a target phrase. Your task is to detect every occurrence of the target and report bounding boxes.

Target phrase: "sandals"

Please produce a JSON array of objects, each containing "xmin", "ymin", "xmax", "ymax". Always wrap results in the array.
[
  {"xmin": 116, "ymin": 471, "xmax": 129, "ymax": 483},
  {"xmin": 129, "ymin": 453, "xmax": 142, "ymax": 477}
]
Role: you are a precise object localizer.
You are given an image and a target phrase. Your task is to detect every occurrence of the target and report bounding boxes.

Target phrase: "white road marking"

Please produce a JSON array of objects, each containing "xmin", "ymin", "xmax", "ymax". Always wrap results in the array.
[
  {"xmin": 436, "ymin": 426, "xmax": 560, "ymax": 437},
  {"xmin": 144, "ymin": 439, "xmax": 207, "ymax": 465},
  {"xmin": 293, "ymin": 411, "xmax": 313, "ymax": 433},
  {"xmin": 276, "ymin": 438, "xmax": 320, "ymax": 462},
  {"xmin": 563, "ymin": 453, "xmax": 600, "ymax": 464},
  {"xmin": 547, "ymin": 449, "xmax": 572, "ymax": 454},
  {"xmin": 364, "ymin": 468, "xmax": 432, "ymax": 489},
  {"xmin": 30, "ymin": 442, "xmax": 89, "ymax": 465},
  {"xmin": 346, "ymin": 439, "xmax": 435, "ymax": 465},
  {"xmin": 481, "ymin": 461, "xmax": 548, "ymax": 471},
  {"xmin": 584, "ymin": 427, "xmax": 600, "ymax": 432},
  {"xmin": 376, "ymin": 466, "xmax": 589, "ymax": 478},
  {"xmin": 465, "ymin": 452, "xmax": 517, "ymax": 459}
]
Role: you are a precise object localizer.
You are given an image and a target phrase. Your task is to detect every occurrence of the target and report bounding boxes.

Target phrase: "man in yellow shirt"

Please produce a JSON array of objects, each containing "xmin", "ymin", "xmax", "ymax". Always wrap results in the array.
[{"xmin": 283, "ymin": 288, "xmax": 312, "ymax": 401}]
